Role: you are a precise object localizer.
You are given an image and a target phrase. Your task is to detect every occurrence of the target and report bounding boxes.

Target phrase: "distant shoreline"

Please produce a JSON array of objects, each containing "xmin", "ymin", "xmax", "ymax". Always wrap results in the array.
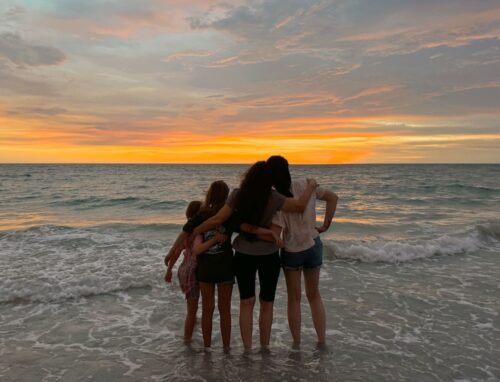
[{"xmin": 1, "ymin": 163, "xmax": 499, "ymax": 166}]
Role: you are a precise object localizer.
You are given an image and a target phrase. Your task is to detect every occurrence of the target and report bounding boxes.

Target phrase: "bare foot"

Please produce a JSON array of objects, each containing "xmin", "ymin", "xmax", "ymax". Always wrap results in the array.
[
  {"xmin": 315, "ymin": 342, "xmax": 329, "ymax": 352},
  {"xmin": 259, "ymin": 346, "xmax": 271, "ymax": 355}
]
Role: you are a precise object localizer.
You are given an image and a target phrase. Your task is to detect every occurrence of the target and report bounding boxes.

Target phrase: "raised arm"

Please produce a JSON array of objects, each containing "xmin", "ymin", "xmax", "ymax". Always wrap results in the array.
[
  {"xmin": 316, "ymin": 190, "xmax": 338, "ymax": 233},
  {"xmin": 281, "ymin": 178, "xmax": 318, "ymax": 213},
  {"xmin": 191, "ymin": 204, "xmax": 234, "ymax": 238}
]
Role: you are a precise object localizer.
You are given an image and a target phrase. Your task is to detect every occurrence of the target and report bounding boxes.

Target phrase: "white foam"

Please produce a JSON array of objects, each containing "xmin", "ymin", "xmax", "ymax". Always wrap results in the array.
[
  {"xmin": 0, "ymin": 226, "xmax": 163, "ymax": 304},
  {"xmin": 324, "ymin": 223, "xmax": 499, "ymax": 263}
]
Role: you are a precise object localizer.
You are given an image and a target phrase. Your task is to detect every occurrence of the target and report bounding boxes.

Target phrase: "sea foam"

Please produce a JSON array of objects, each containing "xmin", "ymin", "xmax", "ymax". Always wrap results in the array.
[
  {"xmin": 325, "ymin": 221, "xmax": 500, "ymax": 263},
  {"xmin": 0, "ymin": 225, "xmax": 163, "ymax": 304},
  {"xmin": 1, "ymin": 221, "xmax": 499, "ymax": 303}
]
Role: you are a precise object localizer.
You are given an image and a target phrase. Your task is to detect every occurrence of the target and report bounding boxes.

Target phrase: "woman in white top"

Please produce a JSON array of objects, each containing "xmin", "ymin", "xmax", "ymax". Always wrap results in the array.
[{"xmin": 267, "ymin": 156, "xmax": 338, "ymax": 348}]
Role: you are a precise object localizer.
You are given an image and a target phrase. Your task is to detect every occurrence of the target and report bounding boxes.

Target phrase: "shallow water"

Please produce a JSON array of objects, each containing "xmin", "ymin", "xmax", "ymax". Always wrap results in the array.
[{"xmin": 1, "ymin": 164, "xmax": 499, "ymax": 381}]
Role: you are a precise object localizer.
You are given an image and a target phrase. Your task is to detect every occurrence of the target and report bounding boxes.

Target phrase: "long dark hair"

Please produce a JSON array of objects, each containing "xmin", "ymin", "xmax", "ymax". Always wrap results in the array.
[
  {"xmin": 235, "ymin": 161, "xmax": 272, "ymax": 226},
  {"xmin": 266, "ymin": 155, "xmax": 293, "ymax": 197},
  {"xmin": 200, "ymin": 180, "xmax": 229, "ymax": 217}
]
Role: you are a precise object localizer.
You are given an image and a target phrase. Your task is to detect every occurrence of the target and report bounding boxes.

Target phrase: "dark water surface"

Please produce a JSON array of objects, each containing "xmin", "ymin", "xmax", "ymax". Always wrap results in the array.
[{"xmin": 1, "ymin": 164, "xmax": 499, "ymax": 381}]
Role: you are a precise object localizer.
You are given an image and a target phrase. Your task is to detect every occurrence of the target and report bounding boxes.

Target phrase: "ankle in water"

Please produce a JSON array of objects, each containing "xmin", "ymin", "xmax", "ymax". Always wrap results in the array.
[
  {"xmin": 259, "ymin": 346, "xmax": 271, "ymax": 355},
  {"xmin": 315, "ymin": 342, "xmax": 329, "ymax": 352}
]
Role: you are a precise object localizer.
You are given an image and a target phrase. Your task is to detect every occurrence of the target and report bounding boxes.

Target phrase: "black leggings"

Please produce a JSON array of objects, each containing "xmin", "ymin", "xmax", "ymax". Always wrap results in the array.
[{"xmin": 234, "ymin": 251, "xmax": 281, "ymax": 302}]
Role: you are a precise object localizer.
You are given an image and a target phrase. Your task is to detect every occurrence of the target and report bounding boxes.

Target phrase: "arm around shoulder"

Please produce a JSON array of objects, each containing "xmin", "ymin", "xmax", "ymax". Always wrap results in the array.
[
  {"xmin": 281, "ymin": 178, "xmax": 318, "ymax": 213},
  {"xmin": 191, "ymin": 204, "xmax": 233, "ymax": 238}
]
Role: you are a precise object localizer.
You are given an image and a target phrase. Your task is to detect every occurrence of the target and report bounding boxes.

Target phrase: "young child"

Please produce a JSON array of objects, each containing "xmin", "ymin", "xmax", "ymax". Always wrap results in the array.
[
  {"xmin": 165, "ymin": 200, "xmax": 202, "ymax": 342},
  {"xmin": 181, "ymin": 181, "xmax": 234, "ymax": 353},
  {"xmin": 191, "ymin": 229, "xmax": 230, "ymax": 352}
]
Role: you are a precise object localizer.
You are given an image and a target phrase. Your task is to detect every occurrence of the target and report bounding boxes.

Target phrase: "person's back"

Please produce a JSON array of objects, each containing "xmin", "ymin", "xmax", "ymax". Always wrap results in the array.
[
  {"xmin": 269, "ymin": 161, "xmax": 337, "ymax": 350},
  {"xmin": 275, "ymin": 178, "xmax": 326, "ymax": 253},
  {"xmin": 228, "ymin": 187, "xmax": 286, "ymax": 255}
]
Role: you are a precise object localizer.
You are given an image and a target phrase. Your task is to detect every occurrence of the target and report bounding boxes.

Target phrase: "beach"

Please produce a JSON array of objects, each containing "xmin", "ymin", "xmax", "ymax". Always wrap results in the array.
[{"xmin": 1, "ymin": 164, "xmax": 499, "ymax": 381}]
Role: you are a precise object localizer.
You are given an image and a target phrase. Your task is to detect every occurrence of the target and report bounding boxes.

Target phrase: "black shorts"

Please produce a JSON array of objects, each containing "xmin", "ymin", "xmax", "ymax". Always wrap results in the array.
[
  {"xmin": 234, "ymin": 251, "xmax": 281, "ymax": 302},
  {"xmin": 196, "ymin": 251, "xmax": 234, "ymax": 284}
]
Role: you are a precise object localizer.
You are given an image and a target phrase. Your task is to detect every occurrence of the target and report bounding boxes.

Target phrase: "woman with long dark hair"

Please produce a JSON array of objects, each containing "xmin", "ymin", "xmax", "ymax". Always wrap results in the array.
[
  {"xmin": 191, "ymin": 161, "xmax": 318, "ymax": 352},
  {"xmin": 267, "ymin": 155, "xmax": 338, "ymax": 349}
]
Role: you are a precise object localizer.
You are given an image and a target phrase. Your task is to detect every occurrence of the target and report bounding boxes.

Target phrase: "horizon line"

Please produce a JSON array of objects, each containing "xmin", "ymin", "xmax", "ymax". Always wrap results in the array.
[{"xmin": 1, "ymin": 162, "xmax": 499, "ymax": 166}]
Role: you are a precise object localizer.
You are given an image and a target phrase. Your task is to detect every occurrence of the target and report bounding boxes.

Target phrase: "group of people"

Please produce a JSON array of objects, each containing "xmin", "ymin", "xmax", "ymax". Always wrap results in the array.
[{"xmin": 164, "ymin": 155, "xmax": 338, "ymax": 353}]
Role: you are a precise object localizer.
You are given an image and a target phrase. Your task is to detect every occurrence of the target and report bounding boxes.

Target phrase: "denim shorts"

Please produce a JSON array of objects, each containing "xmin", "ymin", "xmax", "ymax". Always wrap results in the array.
[{"xmin": 281, "ymin": 237, "xmax": 323, "ymax": 272}]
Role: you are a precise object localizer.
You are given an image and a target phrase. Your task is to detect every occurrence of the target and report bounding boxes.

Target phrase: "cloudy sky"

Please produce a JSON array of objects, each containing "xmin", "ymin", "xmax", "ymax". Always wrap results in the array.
[{"xmin": 1, "ymin": 0, "xmax": 499, "ymax": 163}]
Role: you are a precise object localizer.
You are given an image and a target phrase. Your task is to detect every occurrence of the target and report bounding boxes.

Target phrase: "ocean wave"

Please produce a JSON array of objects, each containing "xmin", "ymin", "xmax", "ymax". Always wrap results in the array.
[
  {"xmin": 138, "ymin": 199, "xmax": 186, "ymax": 210},
  {"xmin": 8, "ymin": 194, "xmax": 41, "ymax": 202},
  {"xmin": 0, "ymin": 173, "xmax": 32, "ymax": 179},
  {"xmin": 476, "ymin": 221, "xmax": 500, "ymax": 241},
  {"xmin": 1, "ymin": 220, "xmax": 498, "ymax": 304},
  {"xmin": 369, "ymin": 195, "xmax": 494, "ymax": 207},
  {"xmin": 376, "ymin": 196, "xmax": 429, "ymax": 205},
  {"xmin": 326, "ymin": 222, "xmax": 500, "ymax": 263},
  {"xmin": 446, "ymin": 183, "xmax": 500, "ymax": 193},
  {"xmin": 52, "ymin": 196, "xmax": 141, "ymax": 208},
  {"xmin": 388, "ymin": 183, "xmax": 500, "ymax": 195},
  {"xmin": 0, "ymin": 225, "xmax": 164, "ymax": 304},
  {"xmin": 91, "ymin": 222, "xmax": 184, "ymax": 233},
  {"xmin": 1, "ymin": 283, "xmax": 153, "ymax": 305},
  {"xmin": 0, "ymin": 223, "xmax": 183, "ymax": 237},
  {"xmin": 329, "ymin": 219, "xmax": 393, "ymax": 233},
  {"xmin": 49, "ymin": 196, "xmax": 186, "ymax": 210}
]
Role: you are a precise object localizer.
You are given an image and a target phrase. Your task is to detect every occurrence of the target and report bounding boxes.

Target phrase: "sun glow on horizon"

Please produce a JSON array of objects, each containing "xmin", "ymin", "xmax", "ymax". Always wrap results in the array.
[{"xmin": 0, "ymin": 1, "xmax": 499, "ymax": 163}]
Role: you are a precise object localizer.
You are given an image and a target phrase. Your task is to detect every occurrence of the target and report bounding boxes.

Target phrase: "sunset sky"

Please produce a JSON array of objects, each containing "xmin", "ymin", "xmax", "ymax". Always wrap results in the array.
[{"xmin": 0, "ymin": 0, "xmax": 499, "ymax": 164}]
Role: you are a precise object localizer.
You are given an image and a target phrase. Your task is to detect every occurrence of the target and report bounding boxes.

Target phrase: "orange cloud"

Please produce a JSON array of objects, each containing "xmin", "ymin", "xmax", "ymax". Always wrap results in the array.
[
  {"xmin": 0, "ymin": 113, "xmax": 375, "ymax": 163},
  {"xmin": 2, "ymin": 111, "xmax": 500, "ymax": 164}
]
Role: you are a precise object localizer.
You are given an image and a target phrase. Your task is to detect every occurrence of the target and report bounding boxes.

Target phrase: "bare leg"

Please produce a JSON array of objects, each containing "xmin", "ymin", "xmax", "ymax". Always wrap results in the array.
[
  {"xmin": 239, "ymin": 297, "xmax": 255, "ymax": 352},
  {"xmin": 284, "ymin": 270, "xmax": 302, "ymax": 348},
  {"xmin": 200, "ymin": 282, "xmax": 215, "ymax": 348},
  {"xmin": 304, "ymin": 270, "xmax": 326, "ymax": 344},
  {"xmin": 184, "ymin": 295, "xmax": 199, "ymax": 341},
  {"xmin": 217, "ymin": 283, "xmax": 233, "ymax": 352},
  {"xmin": 259, "ymin": 300, "xmax": 274, "ymax": 348}
]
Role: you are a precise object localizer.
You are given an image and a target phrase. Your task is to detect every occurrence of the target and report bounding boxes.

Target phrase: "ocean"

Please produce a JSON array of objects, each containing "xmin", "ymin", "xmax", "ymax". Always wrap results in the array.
[{"xmin": 0, "ymin": 164, "xmax": 499, "ymax": 381}]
